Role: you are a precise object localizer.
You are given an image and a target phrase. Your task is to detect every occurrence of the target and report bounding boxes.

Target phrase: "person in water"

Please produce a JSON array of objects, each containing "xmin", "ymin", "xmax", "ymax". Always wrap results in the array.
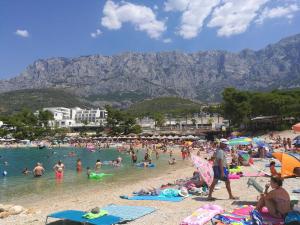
[
  {"xmin": 131, "ymin": 152, "xmax": 137, "ymax": 164},
  {"xmin": 53, "ymin": 160, "xmax": 65, "ymax": 179},
  {"xmin": 33, "ymin": 163, "xmax": 45, "ymax": 177},
  {"xmin": 22, "ymin": 168, "xmax": 31, "ymax": 175},
  {"xmin": 95, "ymin": 159, "xmax": 102, "ymax": 171},
  {"xmin": 86, "ymin": 167, "xmax": 91, "ymax": 178},
  {"xmin": 76, "ymin": 159, "xmax": 82, "ymax": 172},
  {"xmin": 256, "ymin": 176, "xmax": 291, "ymax": 218}
]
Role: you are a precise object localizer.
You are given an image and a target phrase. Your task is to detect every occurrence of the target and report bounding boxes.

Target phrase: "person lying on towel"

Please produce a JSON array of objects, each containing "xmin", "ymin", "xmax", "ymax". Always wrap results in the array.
[{"xmin": 256, "ymin": 176, "xmax": 291, "ymax": 219}]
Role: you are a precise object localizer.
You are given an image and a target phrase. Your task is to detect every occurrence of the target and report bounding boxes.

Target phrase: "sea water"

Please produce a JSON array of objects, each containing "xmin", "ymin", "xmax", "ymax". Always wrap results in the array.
[{"xmin": 0, "ymin": 147, "xmax": 185, "ymax": 203}]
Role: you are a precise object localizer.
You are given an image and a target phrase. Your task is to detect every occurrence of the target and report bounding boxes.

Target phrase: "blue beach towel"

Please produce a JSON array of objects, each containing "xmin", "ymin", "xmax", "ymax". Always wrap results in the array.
[
  {"xmin": 46, "ymin": 210, "xmax": 121, "ymax": 225},
  {"xmin": 102, "ymin": 204, "xmax": 156, "ymax": 221},
  {"xmin": 121, "ymin": 195, "xmax": 185, "ymax": 202}
]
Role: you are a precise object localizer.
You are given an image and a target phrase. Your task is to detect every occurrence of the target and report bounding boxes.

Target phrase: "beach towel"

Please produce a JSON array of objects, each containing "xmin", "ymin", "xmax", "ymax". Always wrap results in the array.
[
  {"xmin": 120, "ymin": 195, "xmax": 185, "ymax": 202},
  {"xmin": 46, "ymin": 210, "xmax": 122, "ymax": 225},
  {"xmin": 181, "ymin": 204, "xmax": 223, "ymax": 225},
  {"xmin": 82, "ymin": 210, "xmax": 108, "ymax": 219},
  {"xmin": 101, "ymin": 204, "xmax": 156, "ymax": 222}
]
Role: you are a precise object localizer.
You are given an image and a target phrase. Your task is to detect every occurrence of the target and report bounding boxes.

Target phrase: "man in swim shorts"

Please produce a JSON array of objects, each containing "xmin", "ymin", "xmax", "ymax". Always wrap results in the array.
[
  {"xmin": 33, "ymin": 163, "xmax": 45, "ymax": 177},
  {"xmin": 207, "ymin": 140, "xmax": 238, "ymax": 201}
]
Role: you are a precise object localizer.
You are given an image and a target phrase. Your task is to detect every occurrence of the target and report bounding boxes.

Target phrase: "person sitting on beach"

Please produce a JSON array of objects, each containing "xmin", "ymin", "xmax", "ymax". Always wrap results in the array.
[
  {"xmin": 293, "ymin": 167, "xmax": 300, "ymax": 176},
  {"xmin": 256, "ymin": 176, "xmax": 291, "ymax": 218},
  {"xmin": 230, "ymin": 150, "xmax": 239, "ymax": 169},
  {"xmin": 270, "ymin": 161, "xmax": 281, "ymax": 177},
  {"xmin": 33, "ymin": 163, "xmax": 45, "ymax": 177},
  {"xmin": 53, "ymin": 160, "xmax": 65, "ymax": 178},
  {"xmin": 95, "ymin": 159, "xmax": 102, "ymax": 171},
  {"xmin": 22, "ymin": 167, "xmax": 31, "ymax": 175}
]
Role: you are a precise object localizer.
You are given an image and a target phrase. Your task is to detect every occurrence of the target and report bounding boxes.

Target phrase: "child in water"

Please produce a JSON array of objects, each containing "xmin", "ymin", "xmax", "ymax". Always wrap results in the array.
[{"xmin": 86, "ymin": 167, "xmax": 91, "ymax": 178}]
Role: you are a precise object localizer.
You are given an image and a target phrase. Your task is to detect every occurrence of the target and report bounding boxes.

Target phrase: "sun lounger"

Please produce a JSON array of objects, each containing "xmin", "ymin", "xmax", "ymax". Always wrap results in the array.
[
  {"xmin": 45, "ymin": 210, "xmax": 122, "ymax": 225},
  {"xmin": 101, "ymin": 204, "xmax": 156, "ymax": 222},
  {"xmin": 120, "ymin": 195, "xmax": 186, "ymax": 202}
]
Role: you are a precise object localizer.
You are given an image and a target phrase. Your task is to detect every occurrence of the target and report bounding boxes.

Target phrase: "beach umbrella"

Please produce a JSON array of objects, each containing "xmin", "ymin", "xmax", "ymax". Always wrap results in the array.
[
  {"xmin": 292, "ymin": 123, "xmax": 300, "ymax": 132},
  {"xmin": 272, "ymin": 152, "xmax": 300, "ymax": 177},
  {"xmin": 191, "ymin": 155, "xmax": 214, "ymax": 187},
  {"xmin": 229, "ymin": 137, "xmax": 252, "ymax": 146}
]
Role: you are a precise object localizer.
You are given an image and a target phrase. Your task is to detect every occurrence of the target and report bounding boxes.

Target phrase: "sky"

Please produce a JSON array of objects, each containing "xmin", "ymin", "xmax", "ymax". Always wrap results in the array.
[{"xmin": 0, "ymin": 0, "xmax": 300, "ymax": 79}]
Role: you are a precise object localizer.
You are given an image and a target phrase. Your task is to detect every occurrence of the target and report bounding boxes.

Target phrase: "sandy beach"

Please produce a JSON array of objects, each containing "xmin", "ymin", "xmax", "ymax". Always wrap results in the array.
[
  {"xmin": 1, "ymin": 130, "xmax": 300, "ymax": 225},
  {"xmin": 1, "ymin": 159, "xmax": 299, "ymax": 225}
]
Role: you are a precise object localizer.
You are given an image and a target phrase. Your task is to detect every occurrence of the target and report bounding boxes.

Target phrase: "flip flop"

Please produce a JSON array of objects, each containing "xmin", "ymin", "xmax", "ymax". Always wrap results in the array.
[{"xmin": 229, "ymin": 196, "xmax": 239, "ymax": 200}]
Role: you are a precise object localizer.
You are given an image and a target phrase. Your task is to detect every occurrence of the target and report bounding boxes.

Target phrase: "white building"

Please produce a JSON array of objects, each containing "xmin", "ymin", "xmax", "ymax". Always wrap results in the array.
[{"xmin": 41, "ymin": 107, "xmax": 107, "ymax": 128}]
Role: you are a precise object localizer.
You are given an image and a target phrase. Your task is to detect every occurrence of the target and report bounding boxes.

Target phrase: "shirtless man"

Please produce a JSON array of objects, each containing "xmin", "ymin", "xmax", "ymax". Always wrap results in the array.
[
  {"xmin": 95, "ymin": 159, "xmax": 102, "ymax": 171},
  {"xmin": 256, "ymin": 176, "xmax": 291, "ymax": 218},
  {"xmin": 33, "ymin": 163, "xmax": 45, "ymax": 177}
]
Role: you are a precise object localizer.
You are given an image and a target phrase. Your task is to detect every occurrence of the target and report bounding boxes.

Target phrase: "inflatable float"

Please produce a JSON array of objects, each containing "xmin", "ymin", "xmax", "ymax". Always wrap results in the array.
[
  {"xmin": 136, "ymin": 163, "xmax": 155, "ymax": 168},
  {"xmin": 89, "ymin": 172, "xmax": 112, "ymax": 180}
]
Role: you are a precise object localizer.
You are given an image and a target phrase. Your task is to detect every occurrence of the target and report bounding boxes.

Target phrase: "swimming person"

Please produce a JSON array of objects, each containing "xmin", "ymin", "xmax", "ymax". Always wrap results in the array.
[
  {"xmin": 256, "ymin": 176, "xmax": 291, "ymax": 218},
  {"xmin": 86, "ymin": 167, "xmax": 91, "ymax": 178},
  {"xmin": 76, "ymin": 158, "xmax": 82, "ymax": 172},
  {"xmin": 53, "ymin": 160, "xmax": 65, "ymax": 179},
  {"xmin": 22, "ymin": 168, "xmax": 31, "ymax": 175},
  {"xmin": 33, "ymin": 163, "xmax": 45, "ymax": 177},
  {"xmin": 95, "ymin": 159, "xmax": 102, "ymax": 171}
]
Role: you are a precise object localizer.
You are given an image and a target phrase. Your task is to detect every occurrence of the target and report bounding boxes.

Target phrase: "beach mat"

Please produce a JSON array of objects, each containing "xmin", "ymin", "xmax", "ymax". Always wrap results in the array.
[
  {"xmin": 46, "ymin": 210, "xmax": 122, "ymax": 225},
  {"xmin": 122, "ymin": 195, "xmax": 185, "ymax": 202},
  {"xmin": 102, "ymin": 204, "xmax": 156, "ymax": 222}
]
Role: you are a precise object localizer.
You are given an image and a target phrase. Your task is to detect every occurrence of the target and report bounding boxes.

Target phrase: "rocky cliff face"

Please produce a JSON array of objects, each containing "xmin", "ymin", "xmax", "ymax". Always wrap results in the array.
[{"xmin": 1, "ymin": 33, "xmax": 300, "ymax": 105}]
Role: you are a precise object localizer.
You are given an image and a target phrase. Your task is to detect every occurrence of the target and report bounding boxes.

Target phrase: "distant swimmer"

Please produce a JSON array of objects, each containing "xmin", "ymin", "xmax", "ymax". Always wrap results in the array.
[
  {"xmin": 4, "ymin": 161, "xmax": 8, "ymax": 166},
  {"xmin": 33, "ymin": 163, "xmax": 45, "ymax": 177},
  {"xmin": 53, "ymin": 160, "xmax": 65, "ymax": 179},
  {"xmin": 22, "ymin": 168, "xmax": 31, "ymax": 175},
  {"xmin": 2, "ymin": 170, "xmax": 7, "ymax": 176}
]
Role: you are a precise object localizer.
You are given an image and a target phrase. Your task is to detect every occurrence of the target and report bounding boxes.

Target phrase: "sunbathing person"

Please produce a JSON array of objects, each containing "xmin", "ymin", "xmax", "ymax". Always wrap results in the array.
[{"xmin": 256, "ymin": 176, "xmax": 291, "ymax": 218}]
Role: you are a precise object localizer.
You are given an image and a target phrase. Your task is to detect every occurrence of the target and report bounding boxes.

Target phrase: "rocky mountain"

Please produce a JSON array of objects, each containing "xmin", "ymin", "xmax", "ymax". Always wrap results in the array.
[{"xmin": 1, "ymin": 33, "xmax": 300, "ymax": 107}]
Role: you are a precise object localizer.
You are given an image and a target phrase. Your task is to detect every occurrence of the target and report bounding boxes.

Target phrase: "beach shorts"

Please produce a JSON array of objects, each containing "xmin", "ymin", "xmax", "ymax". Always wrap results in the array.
[{"xmin": 213, "ymin": 166, "xmax": 229, "ymax": 181}]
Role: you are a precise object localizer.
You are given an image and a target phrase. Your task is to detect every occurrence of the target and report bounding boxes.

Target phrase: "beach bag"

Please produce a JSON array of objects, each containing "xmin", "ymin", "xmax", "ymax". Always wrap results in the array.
[{"xmin": 285, "ymin": 211, "xmax": 300, "ymax": 224}]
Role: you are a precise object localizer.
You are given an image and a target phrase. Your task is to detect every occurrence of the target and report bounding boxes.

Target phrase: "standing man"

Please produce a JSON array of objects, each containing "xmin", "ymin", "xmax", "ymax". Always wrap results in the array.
[
  {"xmin": 207, "ymin": 140, "xmax": 238, "ymax": 200},
  {"xmin": 33, "ymin": 163, "xmax": 45, "ymax": 177}
]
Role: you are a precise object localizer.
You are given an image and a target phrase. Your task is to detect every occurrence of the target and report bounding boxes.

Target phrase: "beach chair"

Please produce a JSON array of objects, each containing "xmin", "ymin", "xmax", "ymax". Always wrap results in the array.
[{"xmin": 45, "ymin": 210, "xmax": 122, "ymax": 225}]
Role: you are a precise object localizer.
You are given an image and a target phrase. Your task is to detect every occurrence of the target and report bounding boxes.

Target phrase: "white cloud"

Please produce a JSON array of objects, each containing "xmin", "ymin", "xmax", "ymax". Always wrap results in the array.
[
  {"xmin": 101, "ymin": 0, "xmax": 166, "ymax": 39},
  {"xmin": 256, "ymin": 4, "xmax": 300, "ymax": 24},
  {"xmin": 164, "ymin": 0, "xmax": 220, "ymax": 39},
  {"xmin": 163, "ymin": 38, "xmax": 172, "ymax": 43},
  {"xmin": 90, "ymin": 29, "xmax": 102, "ymax": 38},
  {"xmin": 15, "ymin": 29, "xmax": 29, "ymax": 38},
  {"xmin": 153, "ymin": 5, "xmax": 159, "ymax": 10},
  {"xmin": 208, "ymin": 0, "xmax": 269, "ymax": 37},
  {"xmin": 164, "ymin": 0, "xmax": 189, "ymax": 12}
]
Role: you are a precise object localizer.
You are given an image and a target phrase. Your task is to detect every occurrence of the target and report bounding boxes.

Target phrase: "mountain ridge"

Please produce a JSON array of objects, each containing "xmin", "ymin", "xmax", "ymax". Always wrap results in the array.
[{"xmin": 1, "ymin": 33, "xmax": 300, "ymax": 107}]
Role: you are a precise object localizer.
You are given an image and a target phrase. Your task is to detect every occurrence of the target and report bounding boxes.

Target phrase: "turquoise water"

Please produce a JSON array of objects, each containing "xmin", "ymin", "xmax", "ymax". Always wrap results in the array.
[{"xmin": 0, "ymin": 147, "xmax": 179, "ymax": 203}]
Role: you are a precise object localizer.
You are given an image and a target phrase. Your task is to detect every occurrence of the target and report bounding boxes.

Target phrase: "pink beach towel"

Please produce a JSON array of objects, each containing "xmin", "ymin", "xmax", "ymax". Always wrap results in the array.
[{"xmin": 181, "ymin": 204, "xmax": 224, "ymax": 225}]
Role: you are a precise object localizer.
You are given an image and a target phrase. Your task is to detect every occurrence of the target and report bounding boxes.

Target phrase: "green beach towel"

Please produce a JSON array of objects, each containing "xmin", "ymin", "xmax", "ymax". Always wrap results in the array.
[{"xmin": 82, "ymin": 210, "xmax": 108, "ymax": 219}]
